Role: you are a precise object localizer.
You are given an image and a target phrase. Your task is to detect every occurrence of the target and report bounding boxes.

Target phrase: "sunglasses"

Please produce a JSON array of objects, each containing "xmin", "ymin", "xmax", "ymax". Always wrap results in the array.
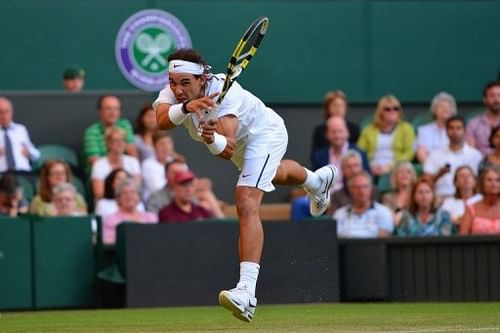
[{"xmin": 383, "ymin": 106, "xmax": 400, "ymax": 112}]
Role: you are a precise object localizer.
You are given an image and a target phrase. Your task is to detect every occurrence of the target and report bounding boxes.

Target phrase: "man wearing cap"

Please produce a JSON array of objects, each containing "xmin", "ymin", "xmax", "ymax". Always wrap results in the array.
[
  {"xmin": 62, "ymin": 65, "xmax": 85, "ymax": 93},
  {"xmin": 153, "ymin": 48, "xmax": 337, "ymax": 322},
  {"xmin": 158, "ymin": 169, "xmax": 213, "ymax": 222}
]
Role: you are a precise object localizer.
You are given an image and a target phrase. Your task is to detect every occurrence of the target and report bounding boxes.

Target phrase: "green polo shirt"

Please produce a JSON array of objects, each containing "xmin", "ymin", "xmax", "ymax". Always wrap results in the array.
[{"xmin": 83, "ymin": 118, "xmax": 134, "ymax": 171}]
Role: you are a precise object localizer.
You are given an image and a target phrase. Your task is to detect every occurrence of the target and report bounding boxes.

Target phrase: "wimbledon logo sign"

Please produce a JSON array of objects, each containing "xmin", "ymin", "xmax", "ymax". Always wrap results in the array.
[{"xmin": 115, "ymin": 9, "xmax": 192, "ymax": 91}]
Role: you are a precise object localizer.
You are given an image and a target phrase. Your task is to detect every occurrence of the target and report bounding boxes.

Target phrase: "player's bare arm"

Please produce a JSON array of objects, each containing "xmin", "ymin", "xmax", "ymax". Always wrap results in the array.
[
  {"xmin": 200, "ymin": 115, "xmax": 237, "ymax": 160},
  {"xmin": 156, "ymin": 93, "xmax": 220, "ymax": 130}
]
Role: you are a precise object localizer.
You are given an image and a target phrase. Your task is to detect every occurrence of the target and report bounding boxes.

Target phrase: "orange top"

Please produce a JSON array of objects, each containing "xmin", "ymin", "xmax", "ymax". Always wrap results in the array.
[{"xmin": 467, "ymin": 204, "xmax": 500, "ymax": 235}]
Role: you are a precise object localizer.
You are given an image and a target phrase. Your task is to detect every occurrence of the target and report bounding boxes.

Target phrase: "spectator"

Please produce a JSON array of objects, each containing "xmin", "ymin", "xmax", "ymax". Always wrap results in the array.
[
  {"xmin": 91, "ymin": 126, "xmax": 141, "ymax": 200},
  {"xmin": 415, "ymin": 92, "xmax": 457, "ymax": 163},
  {"xmin": 311, "ymin": 116, "xmax": 369, "ymax": 189},
  {"xmin": 466, "ymin": 80, "xmax": 500, "ymax": 155},
  {"xmin": 331, "ymin": 150, "xmax": 382, "ymax": 213},
  {"xmin": 424, "ymin": 116, "xmax": 482, "ymax": 200},
  {"xmin": 0, "ymin": 97, "xmax": 40, "ymax": 172},
  {"xmin": 292, "ymin": 147, "xmax": 367, "ymax": 220},
  {"xmin": 193, "ymin": 177, "xmax": 226, "ymax": 218},
  {"xmin": 94, "ymin": 168, "xmax": 145, "ymax": 218},
  {"xmin": 333, "ymin": 171, "xmax": 393, "ymax": 238},
  {"xmin": 311, "ymin": 90, "xmax": 360, "ymax": 160},
  {"xmin": 103, "ymin": 178, "xmax": 157, "ymax": 245},
  {"xmin": 441, "ymin": 165, "xmax": 482, "ymax": 226},
  {"xmin": 459, "ymin": 165, "xmax": 500, "ymax": 235},
  {"xmin": 159, "ymin": 169, "xmax": 214, "ymax": 223},
  {"xmin": 146, "ymin": 159, "xmax": 188, "ymax": 214},
  {"xmin": 52, "ymin": 182, "xmax": 83, "ymax": 216},
  {"xmin": 382, "ymin": 161, "xmax": 417, "ymax": 227},
  {"xmin": 357, "ymin": 95, "xmax": 415, "ymax": 176},
  {"xmin": 397, "ymin": 179, "xmax": 453, "ymax": 236},
  {"xmin": 0, "ymin": 173, "xmax": 28, "ymax": 217},
  {"xmin": 134, "ymin": 104, "xmax": 157, "ymax": 162},
  {"xmin": 478, "ymin": 125, "xmax": 500, "ymax": 174},
  {"xmin": 141, "ymin": 131, "xmax": 184, "ymax": 200},
  {"xmin": 62, "ymin": 65, "xmax": 85, "ymax": 93},
  {"xmin": 83, "ymin": 95, "xmax": 138, "ymax": 173},
  {"xmin": 31, "ymin": 160, "xmax": 87, "ymax": 216}
]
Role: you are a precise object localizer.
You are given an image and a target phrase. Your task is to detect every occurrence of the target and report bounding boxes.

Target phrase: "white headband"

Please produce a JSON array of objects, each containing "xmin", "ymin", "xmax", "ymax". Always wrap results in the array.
[{"xmin": 168, "ymin": 60, "xmax": 205, "ymax": 75}]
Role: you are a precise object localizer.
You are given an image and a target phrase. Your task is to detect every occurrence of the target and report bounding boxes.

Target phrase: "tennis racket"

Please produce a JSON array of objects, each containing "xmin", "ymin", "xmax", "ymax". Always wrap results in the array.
[{"xmin": 216, "ymin": 16, "xmax": 269, "ymax": 105}]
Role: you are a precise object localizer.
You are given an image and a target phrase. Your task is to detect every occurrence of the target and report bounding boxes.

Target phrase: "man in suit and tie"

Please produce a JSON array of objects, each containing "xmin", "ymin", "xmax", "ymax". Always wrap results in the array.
[{"xmin": 0, "ymin": 97, "xmax": 40, "ymax": 173}]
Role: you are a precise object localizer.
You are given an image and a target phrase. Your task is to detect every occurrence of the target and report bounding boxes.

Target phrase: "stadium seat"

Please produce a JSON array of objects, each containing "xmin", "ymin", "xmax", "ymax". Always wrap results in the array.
[
  {"xmin": 411, "ymin": 112, "xmax": 433, "ymax": 129},
  {"xmin": 376, "ymin": 173, "xmax": 392, "ymax": 194},
  {"xmin": 34, "ymin": 144, "xmax": 79, "ymax": 171},
  {"xmin": 360, "ymin": 115, "xmax": 374, "ymax": 129},
  {"xmin": 17, "ymin": 175, "xmax": 35, "ymax": 202},
  {"xmin": 465, "ymin": 109, "xmax": 483, "ymax": 123}
]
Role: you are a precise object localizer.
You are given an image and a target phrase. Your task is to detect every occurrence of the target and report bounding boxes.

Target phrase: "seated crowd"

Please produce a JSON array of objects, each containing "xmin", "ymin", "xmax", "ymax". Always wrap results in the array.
[{"xmin": 0, "ymin": 80, "xmax": 499, "ymax": 243}]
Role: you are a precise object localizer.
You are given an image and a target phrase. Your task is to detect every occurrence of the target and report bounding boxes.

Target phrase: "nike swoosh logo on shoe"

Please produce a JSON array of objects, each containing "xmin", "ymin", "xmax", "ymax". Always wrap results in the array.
[{"xmin": 322, "ymin": 166, "xmax": 335, "ymax": 194}]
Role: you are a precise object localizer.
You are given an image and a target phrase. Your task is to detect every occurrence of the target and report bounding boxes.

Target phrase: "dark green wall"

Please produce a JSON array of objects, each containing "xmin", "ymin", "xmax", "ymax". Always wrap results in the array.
[{"xmin": 1, "ymin": 0, "xmax": 499, "ymax": 102}]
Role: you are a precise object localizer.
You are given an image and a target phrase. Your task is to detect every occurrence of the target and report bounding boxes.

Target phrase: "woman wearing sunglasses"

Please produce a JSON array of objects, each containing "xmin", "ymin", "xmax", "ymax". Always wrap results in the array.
[{"xmin": 357, "ymin": 95, "xmax": 416, "ymax": 177}]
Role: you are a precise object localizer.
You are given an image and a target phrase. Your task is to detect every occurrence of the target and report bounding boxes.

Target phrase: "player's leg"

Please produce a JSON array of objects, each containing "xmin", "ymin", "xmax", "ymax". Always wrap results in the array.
[
  {"xmin": 273, "ymin": 159, "xmax": 338, "ymax": 216},
  {"xmin": 218, "ymin": 186, "xmax": 262, "ymax": 323},
  {"xmin": 219, "ymin": 156, "xmax": 272, "ymax": 323},
  {"xmin": 235, "ymin": 186, "xmax": 264, "ymax": 263}
]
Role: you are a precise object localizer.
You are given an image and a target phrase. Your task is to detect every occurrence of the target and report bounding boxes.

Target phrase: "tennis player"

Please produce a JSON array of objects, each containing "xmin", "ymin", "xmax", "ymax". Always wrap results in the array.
[{"xmin": 154, "ymin": 49, "xmax": 336, "ymax": 322}]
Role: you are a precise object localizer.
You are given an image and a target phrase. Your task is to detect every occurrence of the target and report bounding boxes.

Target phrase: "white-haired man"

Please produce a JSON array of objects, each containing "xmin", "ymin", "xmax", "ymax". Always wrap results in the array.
[{"xmin": 154, "ymin": 49, "xmax": 337, "ymax": 322}]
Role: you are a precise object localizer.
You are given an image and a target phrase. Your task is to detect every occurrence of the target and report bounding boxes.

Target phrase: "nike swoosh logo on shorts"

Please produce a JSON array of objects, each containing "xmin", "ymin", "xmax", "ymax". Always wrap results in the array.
[{"xmin": 242, "ymin": 174, "xmax": 252, "ymax": 178}]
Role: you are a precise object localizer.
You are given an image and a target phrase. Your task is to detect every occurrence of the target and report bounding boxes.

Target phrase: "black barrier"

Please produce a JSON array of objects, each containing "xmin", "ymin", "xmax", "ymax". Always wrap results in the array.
[
  {"xmin": 117, "ymin": 221, "xmax": 339, "ymax": 307},
  {"xmin": 339, "ymin": 236, "xmax": 500, "ymax": 302}
]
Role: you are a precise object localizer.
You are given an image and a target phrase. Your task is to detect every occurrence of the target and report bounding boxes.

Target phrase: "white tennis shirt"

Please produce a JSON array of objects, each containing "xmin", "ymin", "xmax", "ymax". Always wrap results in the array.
[{"xmin": 153, "ymin": 74, "xmax": 285, "ymax": 169}]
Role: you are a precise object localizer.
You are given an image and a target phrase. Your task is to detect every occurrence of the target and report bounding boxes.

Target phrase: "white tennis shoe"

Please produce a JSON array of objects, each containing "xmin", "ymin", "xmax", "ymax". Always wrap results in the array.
[
  {"xmin": 306, "ymin": 165, "xmax": 337, "ymax": 217},
  {"xmin": 218, "ymin": 287, "xmax": 257, "ymax": 323}
]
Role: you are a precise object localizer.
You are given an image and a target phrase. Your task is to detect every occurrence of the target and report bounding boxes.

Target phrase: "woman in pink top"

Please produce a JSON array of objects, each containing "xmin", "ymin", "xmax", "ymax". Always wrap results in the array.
[
  {"xmin": 103, "ymin": 178, "xmax": 157, "ymax": 245},
  {"xmin": 460, "ymin": 165, "xmax": 500, "ymax": 235}
]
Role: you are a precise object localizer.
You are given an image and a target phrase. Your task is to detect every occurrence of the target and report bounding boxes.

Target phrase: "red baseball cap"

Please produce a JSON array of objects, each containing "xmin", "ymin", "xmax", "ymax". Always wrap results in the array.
[{"xmin": 174, "ymin": 170, "xmax": 195, "ymax": 184}]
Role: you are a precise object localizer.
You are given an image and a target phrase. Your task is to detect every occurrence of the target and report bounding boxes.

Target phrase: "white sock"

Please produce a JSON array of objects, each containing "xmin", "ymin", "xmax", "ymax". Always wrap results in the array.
[
  {"xmin": 301, "ymin": 168, "xmax": 321, "ymax": 192},
  {"xmin": 236, "ymin": 261, "xmax": 260, "ymax": 297}
]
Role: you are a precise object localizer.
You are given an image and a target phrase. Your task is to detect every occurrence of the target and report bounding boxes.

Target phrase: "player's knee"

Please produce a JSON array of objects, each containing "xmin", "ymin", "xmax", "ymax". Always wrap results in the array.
[{"xmin": 236, "ymin": 198, "xmax": 259, "ymax": 218}]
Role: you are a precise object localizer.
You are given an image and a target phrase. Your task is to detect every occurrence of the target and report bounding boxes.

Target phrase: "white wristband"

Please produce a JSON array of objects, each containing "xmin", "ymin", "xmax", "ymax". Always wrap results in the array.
[
  {"xmin": 206, "ymin": 133, "xmax": 227, "ymax": 155},
  {"xmin": 168, "ymin": 104, "xmax": 188, "ymax": 125}
]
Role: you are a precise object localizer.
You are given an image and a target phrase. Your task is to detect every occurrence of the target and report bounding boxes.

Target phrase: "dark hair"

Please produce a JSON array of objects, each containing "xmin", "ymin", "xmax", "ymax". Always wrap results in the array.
[
  {"xmin": 134, "ymin": 103, "xmax": 154, "ymax": 135},
  {"xmin": 103, "ymin": 168, "xmax": 130, "ymax": 199},
  {"xmin": 408, "ymin": 179, "xmax": 437, "ymax": 215},
  {"xmin": 323, "ymin": 90, "xmax": 348, "ymax": 120},
  {"xmin": 168, "ymin": 48, "xmax": 210, "ymax": 77},
  {"xmin": 483, "ymin": 80, "xmax": 500, "ymax": 98},
  {"xmin": 489, "ymin": 125, "xmax": 500, "ymax": 148},
  {"xmin": 38, "ymin": 159, "xmax": 72, "ymax": 202},
  {"xmin": 0, "ymin": 173, "xmax": 20, "ymax": 196},
  {"xmin": 445, "ymin": 115, "xmax": 465, "ymax": 130},
  {"xmin": 96, "ymin": 95, "xmax": 117, "ymax": 110},
  {"xmin": 152, "ymin": 130, "xmax": 171, "ymax": 145}
]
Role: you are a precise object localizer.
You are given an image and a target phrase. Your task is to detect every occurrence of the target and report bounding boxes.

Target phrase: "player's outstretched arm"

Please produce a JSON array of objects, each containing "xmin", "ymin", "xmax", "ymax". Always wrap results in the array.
[
  {"xmin": 156, "ymin": 93, "xmax": 220, "ymax": 131},
  {"xmin": 156, "ymin": 103, "xmax": 177, "ymax": 130},
  {"xmin": 200, "ymin": 115, "xmax": 237, "ymax": 160}
]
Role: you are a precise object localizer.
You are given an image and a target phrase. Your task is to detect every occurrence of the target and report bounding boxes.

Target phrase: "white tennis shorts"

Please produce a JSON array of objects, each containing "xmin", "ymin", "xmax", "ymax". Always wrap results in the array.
[{"xmin": 236, "ymin": 121, "xmax": 288, "ymax": 192}]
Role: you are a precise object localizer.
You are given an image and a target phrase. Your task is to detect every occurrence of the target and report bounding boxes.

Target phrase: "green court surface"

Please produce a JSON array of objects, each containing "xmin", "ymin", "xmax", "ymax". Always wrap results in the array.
[{"xmin": 2, "ymin": 303, "xmax": 500, "ymax": 333}]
